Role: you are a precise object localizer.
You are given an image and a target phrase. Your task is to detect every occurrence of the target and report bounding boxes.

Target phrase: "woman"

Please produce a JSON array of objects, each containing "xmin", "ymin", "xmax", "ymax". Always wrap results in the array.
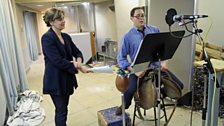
[{"xmin": 41, "ymin": 8, "xmax": 88, "ymax": 126}]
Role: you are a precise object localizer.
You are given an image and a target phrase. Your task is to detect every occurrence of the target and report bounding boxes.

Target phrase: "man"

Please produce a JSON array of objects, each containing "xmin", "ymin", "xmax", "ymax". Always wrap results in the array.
[{"xmin": 116, "ymin": 6, "xmax": 167, "ymax": 115}]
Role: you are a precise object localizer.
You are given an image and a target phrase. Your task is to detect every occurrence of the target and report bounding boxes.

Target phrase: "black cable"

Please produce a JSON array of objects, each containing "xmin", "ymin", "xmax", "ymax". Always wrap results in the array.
[
  {"xmin": 168, "ymin": 19, "xmax": 206, "ymax": 39},
  {"xmin": 168, "ymin": 26, "xmax": 193, "ymax": 39},
  {"xmin": 182, "ymin": 20, "xmax": 195, "ymax": 34}
]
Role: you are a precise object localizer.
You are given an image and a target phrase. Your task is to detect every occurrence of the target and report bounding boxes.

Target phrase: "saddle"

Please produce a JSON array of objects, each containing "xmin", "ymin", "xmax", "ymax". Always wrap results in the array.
[{"xmin": 136, "ymin": 69, "xmax": 184, "ymax": 110}]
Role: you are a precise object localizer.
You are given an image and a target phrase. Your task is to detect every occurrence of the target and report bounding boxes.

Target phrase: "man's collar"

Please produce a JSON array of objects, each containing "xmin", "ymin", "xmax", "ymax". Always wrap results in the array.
[{"xmin": 134, "ymin": 25, "xmax": 146, "ymax": 31}]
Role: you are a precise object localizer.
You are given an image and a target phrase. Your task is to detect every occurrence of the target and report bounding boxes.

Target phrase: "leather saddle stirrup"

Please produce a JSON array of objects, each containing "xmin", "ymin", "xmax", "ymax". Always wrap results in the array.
[
  {"xmin": 161, "ymin": 70, "xmax": 183, "ymax": 99},
  {"xmin": 136, "ymin": 71, "xmax": 157, "ymax": 110}
]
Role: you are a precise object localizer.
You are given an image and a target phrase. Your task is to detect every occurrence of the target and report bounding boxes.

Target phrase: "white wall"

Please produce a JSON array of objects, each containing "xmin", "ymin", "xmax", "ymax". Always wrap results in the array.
[
  {"xmin": 114, "ymin": 0, "xmax": 139, "ymax": 47},
  {"xmin": 149, "ymin": 0, "xmax": 195, "ymax": 94},
  {"xmin": 95, "ymin": 0, "xmax": 117, "ymax": 52},
  {"xmin": 198, "ymin": 0, "xmax": 224, "ymax": 45},
  {"xmin": 138, "ymin": 0, "xmax": 145, "ymax": 6}
]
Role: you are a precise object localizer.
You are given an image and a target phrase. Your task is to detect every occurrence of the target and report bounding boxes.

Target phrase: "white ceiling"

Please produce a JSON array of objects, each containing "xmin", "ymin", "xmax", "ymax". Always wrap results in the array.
[{"xmin": 15, "ymin": 0, "xmax": 111, "ymax": 12}]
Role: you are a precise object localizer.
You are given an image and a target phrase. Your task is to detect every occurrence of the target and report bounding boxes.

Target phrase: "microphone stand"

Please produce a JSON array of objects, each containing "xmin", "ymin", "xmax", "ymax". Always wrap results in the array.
[
  {"xmin": 122, "ymin": 93, "xmax": 125, "ymax": 126},
  {"xmin": 156, "ymin": 58, "xmax": 161, "ymax": 126},
  {"xmin": 192, "ymin": 20, "xmax": 219, "ymax": 126}
]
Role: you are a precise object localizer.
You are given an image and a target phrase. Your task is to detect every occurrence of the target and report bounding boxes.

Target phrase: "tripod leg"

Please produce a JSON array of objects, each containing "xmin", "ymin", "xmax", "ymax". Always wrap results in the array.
[
  {"xmin": 132, "ymin": 104, "xmax": 137, "ymax": 126},
  {"xmin": 154, "ymin": 107, "xmax": 157, "ymax": 126},
  {"xmin": 161, "ymin": 97, "xmax": 168, "ymax": 122}
]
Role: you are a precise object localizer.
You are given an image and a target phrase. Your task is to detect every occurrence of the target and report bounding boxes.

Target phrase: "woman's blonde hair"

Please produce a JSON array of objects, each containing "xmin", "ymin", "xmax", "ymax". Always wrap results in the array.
[{"xmin": 43, "ymin": 8, "xmax": 64, "ymax": 27}]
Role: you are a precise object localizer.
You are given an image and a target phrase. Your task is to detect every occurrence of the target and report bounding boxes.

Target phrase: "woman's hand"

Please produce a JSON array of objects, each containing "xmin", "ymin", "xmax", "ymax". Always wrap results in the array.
[
  {"xmin": 72, "ymin": 61, "xmax": 82, "ymax": 69},
  {"xmin": 79, "ymin": 66, "xmax": 93, "ymax": 73},
  {"xmin": 71, "ymin": 60, "xmax": 92, "ymax": 73}
]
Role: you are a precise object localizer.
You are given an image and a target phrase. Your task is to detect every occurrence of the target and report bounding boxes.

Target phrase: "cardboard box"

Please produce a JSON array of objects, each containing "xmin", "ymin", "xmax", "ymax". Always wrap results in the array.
[{"xmin": 97, "ymin": 106, "xmax": 131, "ymax": 126}]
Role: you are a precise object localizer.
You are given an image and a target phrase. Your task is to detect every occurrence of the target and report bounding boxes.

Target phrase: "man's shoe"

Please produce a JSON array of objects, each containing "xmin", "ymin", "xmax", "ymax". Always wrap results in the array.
[{"xmin": 115, "ymin": 106, "xmax": 122, "ymax": 115}]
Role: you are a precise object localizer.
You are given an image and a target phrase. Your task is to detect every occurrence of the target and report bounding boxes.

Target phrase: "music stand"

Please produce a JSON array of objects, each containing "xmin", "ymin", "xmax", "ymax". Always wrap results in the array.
[{"xmin": 131, "ymin": 30, "xmax": 185, "ymax": 126}]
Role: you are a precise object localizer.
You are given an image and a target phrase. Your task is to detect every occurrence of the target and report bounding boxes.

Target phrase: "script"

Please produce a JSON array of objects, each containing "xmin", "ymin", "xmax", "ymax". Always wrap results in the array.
[{"xmin": 87, "ymin": 65, "xmax": 113, "ymax": 74}]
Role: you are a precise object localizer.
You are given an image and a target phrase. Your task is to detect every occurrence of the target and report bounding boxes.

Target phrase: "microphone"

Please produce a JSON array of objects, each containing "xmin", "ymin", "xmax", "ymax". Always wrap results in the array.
[
  {"xmin": 165, "ymin": 8, "xmax": 208, "ymax": 26},
  {"xmin": 165, "ymin": 8, "xmax": 177, "ymax": 26},
  {"xmin": 173, "ymin": 15, "xmax": 208, "ymax": 22}
]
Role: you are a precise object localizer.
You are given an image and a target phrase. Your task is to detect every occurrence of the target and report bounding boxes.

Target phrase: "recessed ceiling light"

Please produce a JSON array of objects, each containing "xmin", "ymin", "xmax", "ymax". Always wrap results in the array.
[
  {"xmin": 36, "ymin": 5, "xmax": 44, "ymax": 7},
  {"xmin": 82, "ymin": 2, "xmax": 89, "ymax": 6}
]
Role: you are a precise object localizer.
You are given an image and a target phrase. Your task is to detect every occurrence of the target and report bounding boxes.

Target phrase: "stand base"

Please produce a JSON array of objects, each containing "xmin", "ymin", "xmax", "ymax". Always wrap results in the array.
[{"xmin": 97, "ymin": 106, "xmax": 131, "ymax": 126}]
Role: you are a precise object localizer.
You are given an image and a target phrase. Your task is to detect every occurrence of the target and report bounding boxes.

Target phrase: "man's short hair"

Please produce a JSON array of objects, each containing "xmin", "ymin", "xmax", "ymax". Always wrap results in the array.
[{"xmin": 130, "ymin": 6, "xmax": 145, "ymax": 17}]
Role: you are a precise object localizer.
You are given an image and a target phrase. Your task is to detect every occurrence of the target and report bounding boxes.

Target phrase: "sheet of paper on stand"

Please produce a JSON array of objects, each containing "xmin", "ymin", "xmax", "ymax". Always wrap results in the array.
[{"xmin": 88, "ymin": 65, "xmax": 114, "ymax": 74}]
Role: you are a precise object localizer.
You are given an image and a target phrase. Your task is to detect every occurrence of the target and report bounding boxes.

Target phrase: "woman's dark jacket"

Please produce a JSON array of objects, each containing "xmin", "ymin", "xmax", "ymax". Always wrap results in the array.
[{"xmin": 41, "ymin": 28, "xmax": 83, "ymax": 95}]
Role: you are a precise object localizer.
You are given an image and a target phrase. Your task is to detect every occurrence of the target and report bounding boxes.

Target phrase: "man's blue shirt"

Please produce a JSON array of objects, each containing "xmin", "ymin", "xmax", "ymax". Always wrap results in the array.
[{"xmin": 117, "ymin": 24, "xmax": 160, "ymax": 70}]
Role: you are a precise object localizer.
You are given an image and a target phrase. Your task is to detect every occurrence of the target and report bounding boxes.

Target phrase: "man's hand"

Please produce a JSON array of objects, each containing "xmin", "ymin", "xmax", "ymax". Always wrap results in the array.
[
  {"xmin": 161, "ymin": 61, "xmax": 168, "ymax": 71},
  {"xmin": 135, "ymin": 71, "xmax": 145, "ymax": 78}
]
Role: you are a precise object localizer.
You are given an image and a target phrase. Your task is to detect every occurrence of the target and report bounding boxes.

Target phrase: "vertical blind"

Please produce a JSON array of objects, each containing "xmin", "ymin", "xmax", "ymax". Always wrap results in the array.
[{"xmin": 0, "ymin": 0, "xmax": 28, "ymax": 115}]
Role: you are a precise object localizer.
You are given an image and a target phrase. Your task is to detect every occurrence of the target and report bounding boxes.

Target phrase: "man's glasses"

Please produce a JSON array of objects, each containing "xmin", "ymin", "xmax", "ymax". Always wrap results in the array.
[{"xmin": 133, "ymin": 15, "xmax": 145, "ymax": 19}]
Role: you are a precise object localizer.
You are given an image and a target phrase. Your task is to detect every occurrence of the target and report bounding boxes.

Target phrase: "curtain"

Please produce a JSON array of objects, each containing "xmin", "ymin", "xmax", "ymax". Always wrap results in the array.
[
  {"xmin": 0, "ymin": 0, "xmax": 28, "ymax": 115},
  {"xmin": 23, "ymin": 11, "xmax": 38, "ymax": 61},
  {"xmin": 0, "ymin": 57, "xmax": 7, "ymax": 125}
]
